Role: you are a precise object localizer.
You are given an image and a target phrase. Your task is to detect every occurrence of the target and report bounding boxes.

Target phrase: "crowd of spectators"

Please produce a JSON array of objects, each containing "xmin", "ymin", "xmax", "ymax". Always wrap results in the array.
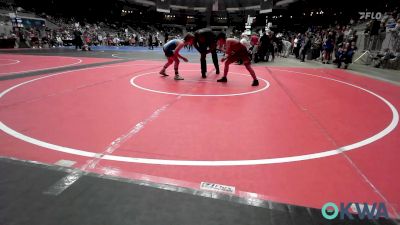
[
  {"xmin": 362, "ymin": 11, "xmax": 400, "ymax": 69},
  {"xmin": 237, "ymin": 25, "xmax": 358, "ymax": 69},
  {"xmin": 236, "ymin": 10, "xmax": 399, "ymax": 70},
  {"xmin": 0, "ymin": 9, "xmax": 184, "ymax": 50},
  {"xmin": 3, "ymin": 23, "xmax": 167, "ymax": 50},
  {"xmin": 1, "ymin": 6, "xmax": 399, "ymax": 69}
]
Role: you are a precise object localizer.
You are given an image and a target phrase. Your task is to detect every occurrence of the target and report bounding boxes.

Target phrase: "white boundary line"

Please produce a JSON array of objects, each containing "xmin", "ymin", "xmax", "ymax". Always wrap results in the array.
[
  {"xmin": 130, "ymin": 70, "xmax": 270, "ymax": 97},
  {"xmin": 111, "ymin": 53, "xmax": 138, "ymax": 60},
  {"xmin": 0, "ymin": 59, "xmax": 21, "ymax": 66},
  {"xmin": 0, "ymin": 56, "xmax": 83, "ymax": 75},
  {"xmin": 0, "ymin": 66, "xmax": 398, "ymax": 166},
  {"xmin": 111, "ymin": 53, "xmax": 167, "ymax": 61}
]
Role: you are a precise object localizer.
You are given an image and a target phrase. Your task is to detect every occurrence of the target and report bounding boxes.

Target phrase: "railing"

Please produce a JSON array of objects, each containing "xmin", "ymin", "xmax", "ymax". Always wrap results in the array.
[
  {"xmin": 356, "ymin": 31, "xmax": 400, "ymax": 53},
  {"xmin": 354, "ymin": 30, "xmax": 400, "ymax": 69}
]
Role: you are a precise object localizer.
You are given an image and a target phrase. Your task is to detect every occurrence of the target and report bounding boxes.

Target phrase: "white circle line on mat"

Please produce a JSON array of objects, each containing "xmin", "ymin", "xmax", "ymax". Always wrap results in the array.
[
  {"xmin": 111, "ymin": 54, "xmax": 138, "ymax": 60},
  {"xmin": 0, "ymin": 66, "xmax": 398, "ymax": 166},
  {"xmin": 0, "ymin": 59, "xmax": 21, "ymax": 66},
  {"xmin": 0, "ymin": 57, "xmax": 83, "ymax": 75},
  {"xmin": 130, "ymin": 70, "xmax": 270, "ymax": 97}
]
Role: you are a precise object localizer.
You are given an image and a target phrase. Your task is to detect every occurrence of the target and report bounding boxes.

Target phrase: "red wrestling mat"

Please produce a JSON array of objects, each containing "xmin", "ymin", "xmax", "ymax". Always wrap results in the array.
[
  {"xmin": 0, "ymin": 60, "xmax": 399, "ymax": 217},
  {"xmin": 0, "ymin": 54, "xmax": 116, "ymax": 76}
]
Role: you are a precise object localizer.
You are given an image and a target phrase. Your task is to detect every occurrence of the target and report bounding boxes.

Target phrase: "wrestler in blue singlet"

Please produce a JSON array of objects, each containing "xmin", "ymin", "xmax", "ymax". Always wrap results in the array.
[{"xmin": 163, "ymin": 39, "xmax": 179, "ymax": 57}]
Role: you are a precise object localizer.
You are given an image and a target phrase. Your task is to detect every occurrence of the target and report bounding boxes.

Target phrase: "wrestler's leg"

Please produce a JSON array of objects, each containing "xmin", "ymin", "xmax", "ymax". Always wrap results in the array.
[{"xmin": 160, "ymin": 56, "xmax": 174, "ymax": 76}]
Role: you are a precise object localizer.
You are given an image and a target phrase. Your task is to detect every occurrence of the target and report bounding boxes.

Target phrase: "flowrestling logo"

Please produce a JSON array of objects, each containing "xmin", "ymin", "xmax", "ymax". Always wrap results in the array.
[
  {"xmin": 321, "ymin": 202, "xmax": 389, "ymax": 220},
  {"xmin": 359, "ymin": 12, "xmax": 383, "ymax": 20}
]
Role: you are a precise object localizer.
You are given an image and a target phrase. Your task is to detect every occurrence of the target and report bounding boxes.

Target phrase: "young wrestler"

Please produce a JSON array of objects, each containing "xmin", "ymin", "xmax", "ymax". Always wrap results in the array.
[
  {"xmin": 218, "ymin": 38, "xmax": 259, "ymax": 86},
  {"xmin": 160, "ymin": 33, "xmax": 194, "ymax": 80}
]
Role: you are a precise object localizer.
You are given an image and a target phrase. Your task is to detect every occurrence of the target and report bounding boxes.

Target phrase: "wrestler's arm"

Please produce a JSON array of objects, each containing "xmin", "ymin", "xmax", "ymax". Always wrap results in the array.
[{"xmin": 174, "ymin": 41, "xmax": 188, "ymax": 62}]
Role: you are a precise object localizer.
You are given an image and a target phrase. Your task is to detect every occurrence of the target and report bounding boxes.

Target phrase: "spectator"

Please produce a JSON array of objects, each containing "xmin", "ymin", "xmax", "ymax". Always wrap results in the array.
[
  {"xmin": 73, "ymin": 28, "xmax": 83, "ymax": 50},
  {"xmin": 282, "ymin": 38, "xmax": 292, "ymax": 58},
  {"xmin": 368, "ymin": 19, "xmax": 381, "ymax": 50},
  {"xmin": 250, "ymin": 32, "xmax": 259, "ymax": 62},
  {"xmin": 258, "ymin": 32, "xmax": 269, "ymax": 61},
  {"xmin": 269, "ymin": 31, "xmax": 276, "ymax": 62},
  {"xmin": 336, "ymin": 42, "xmax": 357, "ymax": 69},
  {"xmin": 300, "ymin": 33, "xmax": 312, "ymax": 62},
  {"xmin": 148, "ymin": 33, "xmax": 153, "ymax": 50},
  {"xmin": 293, "ymin": 33, "xmax": 302, "ymax": 59},
  {"xmin": 322, "ymin": 32, "xmax": 334, "ymax": 64},
  {"xmin": 312, "ymin": 34, "xmax": 322, "ymax": 60}
]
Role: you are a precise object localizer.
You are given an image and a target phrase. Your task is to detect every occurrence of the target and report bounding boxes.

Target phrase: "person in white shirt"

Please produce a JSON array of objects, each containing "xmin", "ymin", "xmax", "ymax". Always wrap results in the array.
[{"xmin": 240, "ymin": 34, "xmax": 251, "ymax": 50}]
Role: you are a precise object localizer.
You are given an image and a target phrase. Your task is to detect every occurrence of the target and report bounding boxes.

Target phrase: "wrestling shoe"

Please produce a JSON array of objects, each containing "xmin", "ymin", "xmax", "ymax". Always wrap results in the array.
[
  {"xmin": 252, "ymin": 79, "xmax": 259, "ymax": 86},
  {"xmin": 174, "ymin": 74, "xmax": 184, "ymax": 80},
  {"xmin": 217, "ymin": 77, "xmax": 227, "ymax": 83},
  {"xmin": 160, "ymin": 71, "xmax": 169, "ymax": 76}
]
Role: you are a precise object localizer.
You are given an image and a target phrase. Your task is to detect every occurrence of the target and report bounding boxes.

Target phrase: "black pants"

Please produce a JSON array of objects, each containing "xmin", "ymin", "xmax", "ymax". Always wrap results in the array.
[
  {"xmin": 74, "ymin": 38, "xmax": 82, "ymax": 49},
  {"xmin": 258, "ymin": 45, "xmax": 268, "ymax": 61},
  {"xmin": 300, "ymin": 48, "xmax": 309, "ymax": 61},
  {"xmin": 200, "ymin": 49, "xmax": 219, "ymax": 76},
  {"xmin": 294, "ymin": 46, "xmax": 300, "ymax": 58},
  {"xmin": 269, "ymin": 45, "xmax": 275, "ymax": 61}
]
